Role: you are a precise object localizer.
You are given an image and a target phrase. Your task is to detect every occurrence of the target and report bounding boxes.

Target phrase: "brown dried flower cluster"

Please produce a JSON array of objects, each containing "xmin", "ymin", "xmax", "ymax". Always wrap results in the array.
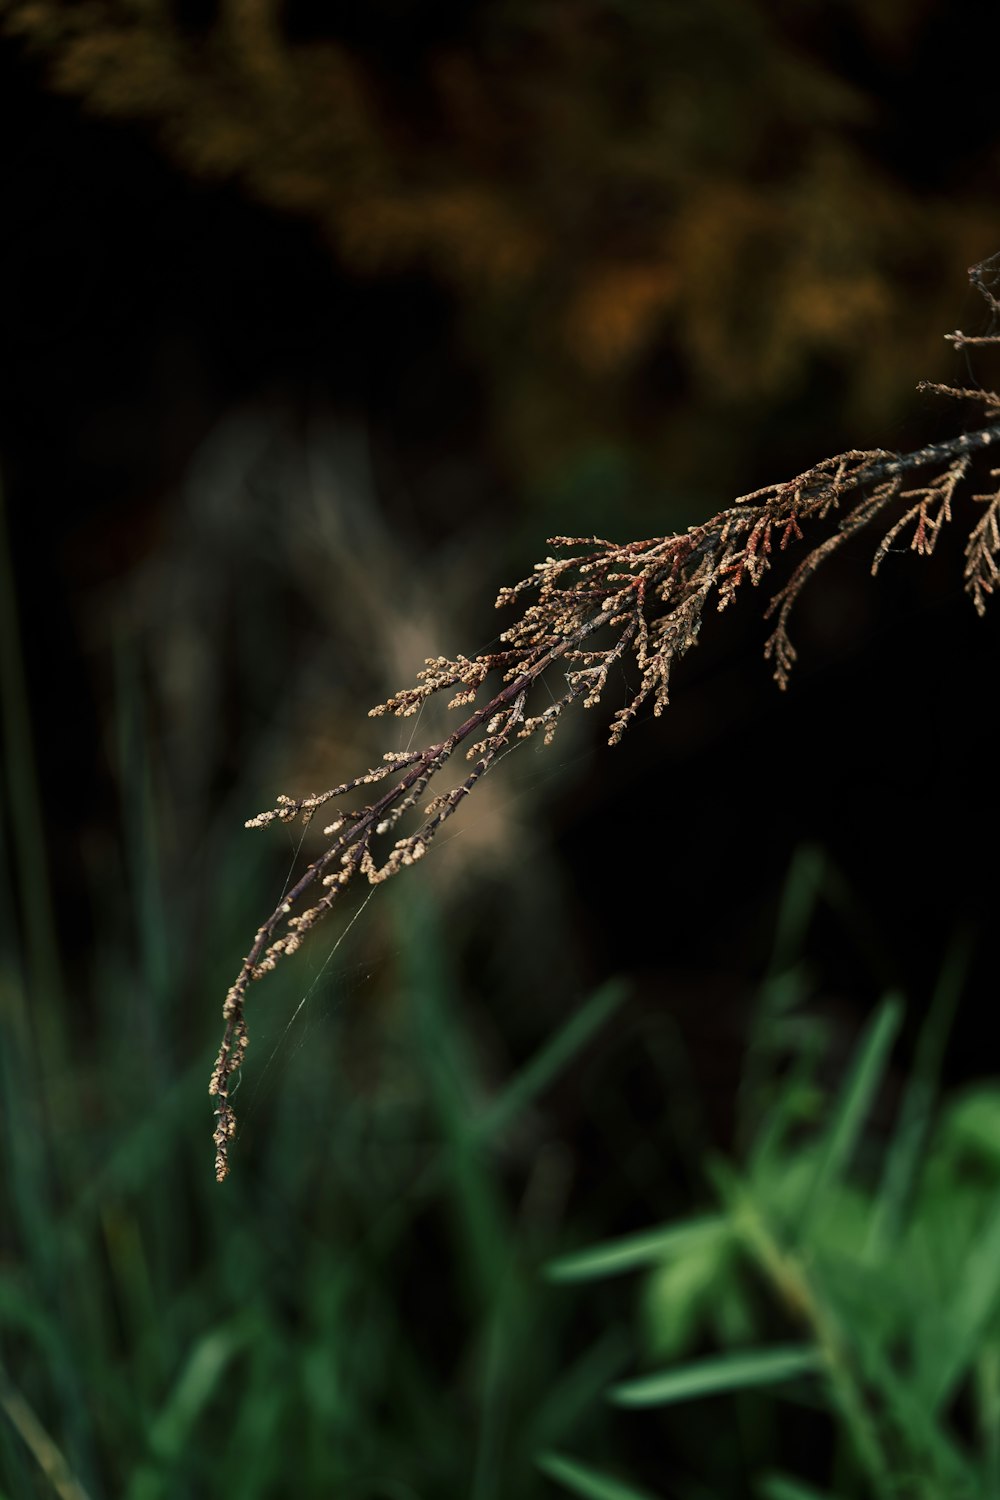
[{"xmin": 211, "ymin": 256, "xmax": 1000, "ymax": 1182}]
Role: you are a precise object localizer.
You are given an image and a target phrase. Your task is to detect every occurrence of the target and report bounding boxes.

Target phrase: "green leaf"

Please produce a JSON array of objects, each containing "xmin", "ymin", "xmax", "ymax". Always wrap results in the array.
[
  {"xmin": 757, "ymin": 1474, "xmax": 840, "ymax": 1500},
  {"xmin": 610, "ymin": 1345, "xmax": 823, "ymax": 1407},
  {"xmin": 0, "ymin": 1360, "xmax": 94, "ymax": 1500},
  {"xmin": 537, "ymin": 1450, "xmax": 665, "ymax": 1500},
  {"xmin": 531, "ymin": 1331, "xmax": 632, "ymax": 1446},
  {"xmin": 125, "ymin": 1322, "xmax": 250, "ymax": 1500},
  {"xmin": 850, "ymin": 1330, "xmax": 977, "ymax": 1490},
  {"xmin": 940, "ymin": 1089, "xmax": 1000, "ymax": 1171},
  {"xmin": 476, "ymin": 979, "xmax": 629, "ymax": 1144},
  {"xmin": 643, "ymin": 1235, "xmax": 736, "ymax": 1359},
  {"xmin": 800, "ymin": 995, "xmax": 902, "ymax": 1232},
  {"xmin": 866, "ymin": 937, "xmax": 967, "ymax": 1259},
  {"xmin": 546, "ymin": 1216, "xmax": 729, "ymax": 1283},
  {"xmin": 768, "ymin": 844, "xmax": 827, "ymax": 975},
  {"xmin": 925, "ymin": 1193, "xmax": 1000, "ymax": 1413}
]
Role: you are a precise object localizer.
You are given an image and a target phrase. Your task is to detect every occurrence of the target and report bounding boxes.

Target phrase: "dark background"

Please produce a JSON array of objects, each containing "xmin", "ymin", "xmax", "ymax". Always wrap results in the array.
[
  {"xmin": 2, "ymin": 3, "xmax": 1000, "ymax": 1496},
  {"xmin": 4, "ymin": 0, "xmax": 998, "ymax": 1077}
]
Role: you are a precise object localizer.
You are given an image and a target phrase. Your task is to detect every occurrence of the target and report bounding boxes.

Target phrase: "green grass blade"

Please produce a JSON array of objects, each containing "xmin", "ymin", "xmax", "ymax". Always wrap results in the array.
[
  {"xmin": 530, "ymin": 1330, "xmax": 632, "ymax": 1447},
  {"xmin": 355, "ymin": 973, "xmax": 629, "ymax": 1271},
  {"xmin": 977, "ymin": 1341, "xmax": 1000, "ymax": 1495},
  {"xmin": 545, "ymin": 1216, "xmax": 729, "ymax": 1283},
  {"xmin": 851, "ymin": 1329, "xmax": 977, "ymax": 1491},
  {"xmin": 0, "ymin": 1361, "xmax": 93, "ymax": 1500},
  {"xmin": 610, "ymin": 1346, "xmax": 823, "ymax": 1408},
  {"xmin": 125, "ymin": 1322, "xmax": 250, "ymax": 1500},
  {"xmin": 739, "ymin": 845, "xmax": 825, "ymax": 1153},
  {"xmin": 757, "ymin": 1475, "xmax": 838, "ymax": 1500},
  {"xmin": 926, "ymin": 1193, "xmax": 1000, "ymax": 1415},
  {"xmin": 800, "ymin": 995, "xmax": 902, "ymax": 1232},
  {"xmin": 866, "ymin": 937, "xmax": 968, "ymax": 1260},
  {"xmin": 475, "ymin": 978, "xmax": 629, "ymax": 1144},
  {"xmin": 537, "ymin": 1450, "xmax": 665, "ymax": 1500},
  {"xmin": 768, "ymin": 844, "xmax": 826, "ymax": 976},
  {"xmin": 395, "ymin": 886, "xmax": 513, "ymax": 1310}
]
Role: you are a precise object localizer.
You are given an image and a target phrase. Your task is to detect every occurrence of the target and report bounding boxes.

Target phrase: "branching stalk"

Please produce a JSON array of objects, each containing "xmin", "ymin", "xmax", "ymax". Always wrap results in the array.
[{"xmin": 211, "ymin": 254, "xmax": 1000, "ymax": 1182}]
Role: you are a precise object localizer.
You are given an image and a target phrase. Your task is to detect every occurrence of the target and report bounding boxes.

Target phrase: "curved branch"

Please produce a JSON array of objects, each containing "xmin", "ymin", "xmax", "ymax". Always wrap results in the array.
[{"xmin": 211, "ymin": 260, "xmax": 1000, "ymax": 1181}]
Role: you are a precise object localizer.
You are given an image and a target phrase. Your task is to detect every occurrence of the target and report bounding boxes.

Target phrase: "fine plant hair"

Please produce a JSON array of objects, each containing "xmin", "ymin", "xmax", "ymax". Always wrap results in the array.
[{"xmin": 211, "ymin": 254, "xmax": 1000, "ymax": 1182}]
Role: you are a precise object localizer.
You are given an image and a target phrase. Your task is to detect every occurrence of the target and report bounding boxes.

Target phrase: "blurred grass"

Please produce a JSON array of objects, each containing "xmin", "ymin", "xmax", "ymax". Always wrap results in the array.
[
  {"xmin": 1, "ymin": 469, "xmax": 642, "ymax": 1496},
  {"xmin": 3, "ymin": 469, "xmax": 1000, "ymax": 1500},
  {"xmin": 545, "ymin": 864, "xmax": 1000, "ymax": 1500}
]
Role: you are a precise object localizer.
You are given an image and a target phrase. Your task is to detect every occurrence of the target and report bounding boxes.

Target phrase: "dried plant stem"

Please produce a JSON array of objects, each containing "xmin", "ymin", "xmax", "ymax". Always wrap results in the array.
[{"xmin": 211, "ymin": 256, "xmax": 1000, "ymax": 1182}]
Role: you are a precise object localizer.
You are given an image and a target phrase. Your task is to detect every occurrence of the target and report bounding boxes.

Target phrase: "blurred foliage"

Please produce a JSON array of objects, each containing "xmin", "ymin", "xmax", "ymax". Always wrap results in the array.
[
  {"xmin": 546, "ymin": 869, "xmax": 999, "ymax": 1500},
  {"xmin": 3, "ymin": 8, "xmax": 1000, "ymax": 1496},
  {"xmin": 1, "ymin": 463, "xmax": 634, "ymax": 1495},
  {"xmin": 3, "ymin": 0, "xmax": 999, "ymax": 490},
  {"xmin": 0, "ymin": 458, "xmax": 660, "ymax": 1496},
  {"xmin": 4, "ymin": 528, "xmax": 998, "ymax": 1496}
]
